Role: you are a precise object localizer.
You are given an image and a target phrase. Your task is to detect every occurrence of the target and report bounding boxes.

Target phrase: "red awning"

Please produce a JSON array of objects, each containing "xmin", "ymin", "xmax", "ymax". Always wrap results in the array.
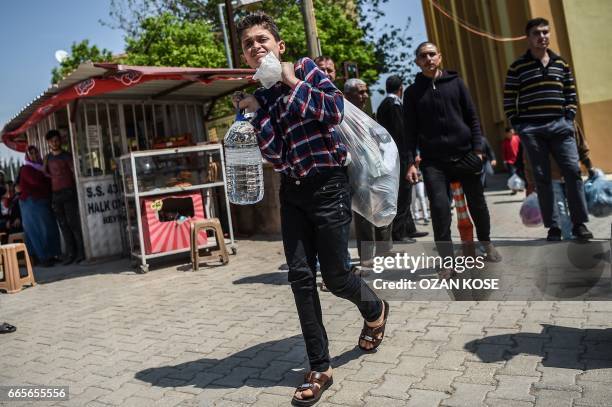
[{"xmin": 1, "ymin": 63, "xmax": 255, "ymax": 152}]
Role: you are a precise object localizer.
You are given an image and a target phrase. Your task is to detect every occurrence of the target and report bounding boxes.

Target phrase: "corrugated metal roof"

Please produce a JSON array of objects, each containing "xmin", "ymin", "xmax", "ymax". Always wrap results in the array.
[{"xmin": 1, "ymin": 62, "xmax": 255, "ymax": 137}]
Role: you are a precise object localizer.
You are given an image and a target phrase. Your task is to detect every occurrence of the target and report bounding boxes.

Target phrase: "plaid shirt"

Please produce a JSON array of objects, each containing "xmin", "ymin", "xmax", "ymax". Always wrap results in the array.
[{"xmin": 250, "ymin": 57, "xmax": 346, "ymax": 177}]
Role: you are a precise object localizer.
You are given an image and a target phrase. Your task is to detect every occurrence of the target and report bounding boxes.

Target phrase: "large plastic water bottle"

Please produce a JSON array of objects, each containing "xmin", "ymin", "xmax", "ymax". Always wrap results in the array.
[{"xmin": 223, "ymin": 117, "xmax": 264, "ymax": 205}]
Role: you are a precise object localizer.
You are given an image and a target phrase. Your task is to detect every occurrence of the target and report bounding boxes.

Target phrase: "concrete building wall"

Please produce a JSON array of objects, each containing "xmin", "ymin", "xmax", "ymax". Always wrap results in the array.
[
  {"xmin": 561, "ymin": 0, "xmax": 612, "ymax": 171},
  {"xmin": 421, "ymin": 0, "xmax": 611, "ymax": 171}
]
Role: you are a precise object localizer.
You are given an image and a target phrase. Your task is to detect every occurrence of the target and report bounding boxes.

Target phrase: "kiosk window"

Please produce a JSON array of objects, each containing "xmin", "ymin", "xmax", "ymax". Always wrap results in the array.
[{"xmin": 158, "ymin": 197, "xmax": 195, "ymax": 222}]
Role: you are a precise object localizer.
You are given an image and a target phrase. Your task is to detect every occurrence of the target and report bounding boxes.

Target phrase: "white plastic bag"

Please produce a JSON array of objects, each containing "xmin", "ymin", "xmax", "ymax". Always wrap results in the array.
[
  {"xmin": 507, "ymin": 173, "xmax": 526, "ymax": 191},
  {"xmin": 584, "ymin": 168, "xmax": 612, "ymax": 217},
  {"xmin": 252, "ymin": 52, "xmax": 282, "ymax": 88},
  {"xmin": 334, "ymin": 100, "xmax": 400, "ymax": 227}
]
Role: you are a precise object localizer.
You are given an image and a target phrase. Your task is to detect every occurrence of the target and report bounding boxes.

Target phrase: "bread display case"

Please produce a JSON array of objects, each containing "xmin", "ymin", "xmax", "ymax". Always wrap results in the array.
[{"xmin": 119, "ymin": 144, "xmax": 235, "ymax": 273}]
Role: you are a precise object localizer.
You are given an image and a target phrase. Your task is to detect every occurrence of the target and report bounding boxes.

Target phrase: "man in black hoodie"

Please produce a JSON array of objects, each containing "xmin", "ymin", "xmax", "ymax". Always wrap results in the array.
[{"xmin": 404, "ymin": 42, "xmax": 501, "ymax": 262}]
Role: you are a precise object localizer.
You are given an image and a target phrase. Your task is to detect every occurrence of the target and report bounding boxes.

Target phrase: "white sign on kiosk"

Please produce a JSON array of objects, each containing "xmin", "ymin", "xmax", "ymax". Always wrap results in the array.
[{"xmin": 82, "ymin": 176, "xmax": 123, "ymax": 258}]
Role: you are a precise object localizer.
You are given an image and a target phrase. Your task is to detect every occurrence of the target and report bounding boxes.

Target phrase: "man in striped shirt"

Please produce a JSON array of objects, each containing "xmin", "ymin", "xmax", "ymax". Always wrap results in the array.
[{"xmin": 503, "ymin": 17, "xmax": 592, "ymax": 241}]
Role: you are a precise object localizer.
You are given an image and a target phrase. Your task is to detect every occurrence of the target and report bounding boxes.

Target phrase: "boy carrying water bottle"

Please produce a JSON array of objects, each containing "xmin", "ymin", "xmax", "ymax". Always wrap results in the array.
[{"xmin": 233, "ymin": 12, "xmax": 389, "ymax": 406}]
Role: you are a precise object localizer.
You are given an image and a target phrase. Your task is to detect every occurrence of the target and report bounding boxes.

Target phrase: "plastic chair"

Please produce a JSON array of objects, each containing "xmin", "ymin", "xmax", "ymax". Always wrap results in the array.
[
  {"xmin": 0, "ymin": 243, "xmax": 36, "ymax": 294},
  {"xmin": 190, "ymin": 218, "xmax": 229, "ymax": 271}
]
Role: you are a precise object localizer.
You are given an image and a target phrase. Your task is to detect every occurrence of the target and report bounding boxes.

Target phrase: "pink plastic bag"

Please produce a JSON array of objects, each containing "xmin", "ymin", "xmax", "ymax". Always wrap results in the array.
[{"xmin": 520, "ymin": 193, "xmax": 543, "ymax": 227}]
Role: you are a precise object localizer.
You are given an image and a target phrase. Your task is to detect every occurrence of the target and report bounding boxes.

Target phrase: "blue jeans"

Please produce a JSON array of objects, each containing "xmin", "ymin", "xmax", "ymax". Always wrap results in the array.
[
  {"xmin": 280, "ymin": 168, "xmax": 383, "ymax": 371},
  {"xmin": 516, "ymin": 117, "xmax": 588, "ymax": 229},
  {"xmin": 552, "ymin": 180, "xmax": 573, "ymax": 239}
]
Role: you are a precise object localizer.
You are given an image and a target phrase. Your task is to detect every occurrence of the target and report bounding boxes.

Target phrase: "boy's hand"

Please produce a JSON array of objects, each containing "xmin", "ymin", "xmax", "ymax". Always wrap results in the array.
[
  {"xmin": 281, "ymin": 62, "xmax": 299, "ymax": 88},
  {"xmin": 232, "ymin": 93, "xmax": 260, "ymax": 113}
]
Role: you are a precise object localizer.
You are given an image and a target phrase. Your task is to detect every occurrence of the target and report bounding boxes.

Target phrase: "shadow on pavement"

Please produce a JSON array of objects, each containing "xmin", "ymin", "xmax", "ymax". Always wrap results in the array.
[
  {"xmin": 492, "ymin": 199, "xmax": 524, "ymax": 204},
  {"xmin": 465, "ymin": 324, "xmax": 612, "ymax": 369},
  {"xmin": 32, "ymin": 258, "xmax": 132, "ymax": 284},
  {"xmin": 233, "ymin": 272, "xmax": 289, "ymax": 285},
  {"xmin": 135, "ymin": 335, "xmax": 364, "ymax": 389}
]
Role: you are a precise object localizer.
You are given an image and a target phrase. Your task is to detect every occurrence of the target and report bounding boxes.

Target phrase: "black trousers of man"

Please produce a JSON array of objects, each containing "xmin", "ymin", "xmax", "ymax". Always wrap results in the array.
[
  {"xmin": 354, "ymin": 212, "xmax": 392, "ymax": 262},
  {"xmin": 52, "ymin": 188, "xmax": 85, "ymax": 259},
  {"xmin": 421, "ymin": 159, "xmax": 491, "ymax": 259},
  {"xmin": 392, "ymin": 162, "xmax": 418, "ymax": 240}
]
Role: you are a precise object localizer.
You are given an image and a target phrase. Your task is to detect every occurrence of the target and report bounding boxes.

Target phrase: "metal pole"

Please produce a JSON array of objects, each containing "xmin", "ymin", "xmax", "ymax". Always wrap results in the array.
[
  {"xmin": 301, "ymin": 0, "xmax": 321, "ymax": 58},
  {"xmin": 225, "ymin": 0, "xmax": 241, "ymax": 68},
  {"xmin": 218, "ymin": 3, "xmax": 234, "ymax": 69}
]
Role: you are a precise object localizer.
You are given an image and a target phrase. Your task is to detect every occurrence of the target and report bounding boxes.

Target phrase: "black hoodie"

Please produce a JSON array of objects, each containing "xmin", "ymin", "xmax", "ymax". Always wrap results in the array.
[{"xmin": 403, "ymin": 70, "xmax": 484, "ymax": 165}]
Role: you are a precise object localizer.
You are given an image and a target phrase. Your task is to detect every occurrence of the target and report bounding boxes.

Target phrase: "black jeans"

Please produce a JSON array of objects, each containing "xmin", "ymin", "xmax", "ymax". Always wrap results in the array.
[
  {"xmin": 392, "ymin": 162, "xmax": 417, "ymax": 240},
  {"xmin": 52, "ymin": 188, "xmax": 85, "ymax": 258},
  {"xmin": 421, "ymin": 160, "xmax": 491, "ymax": 258},
  {"xmin": 516, "ymin": 117, "xmax": 589, "ymax": 228},
  {"xmin": 280, "ymin": 168, "xmax": 383, "ymax": 372}
]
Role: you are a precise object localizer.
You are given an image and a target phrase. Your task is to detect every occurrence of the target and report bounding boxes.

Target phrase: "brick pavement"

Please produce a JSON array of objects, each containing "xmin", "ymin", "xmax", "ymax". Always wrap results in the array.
[{"xmin": 1, "ymin": 175, "xmax": 611, "ymax": 406}]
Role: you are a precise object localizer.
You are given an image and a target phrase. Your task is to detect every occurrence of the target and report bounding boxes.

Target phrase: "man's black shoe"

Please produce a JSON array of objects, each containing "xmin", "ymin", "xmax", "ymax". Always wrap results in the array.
[
  {"xmin": 572, "ymin": 224, "xmax": 593, "ymax": 241},
  {"xmin": 61, "ymin": 256, "xmax": 75, "ymax": 266},
  {"xmin": 395, "ymin": 236, "xmax": 416, "ymax": 243},
  {"xmin": 407, "ymin": 231, "xmax": 429, "ymax": 238},
  {"xmin": 39, "ymin": 259, "xmax": 55, "ymax": 268},
  {"xmin": 546, "ymin": 227, "xmax": 562, "ymax": 242}
]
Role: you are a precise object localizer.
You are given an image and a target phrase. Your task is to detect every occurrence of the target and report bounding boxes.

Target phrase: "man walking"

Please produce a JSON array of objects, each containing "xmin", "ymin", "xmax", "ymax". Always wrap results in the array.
[
  {"xmin": 376, "ymin": 75, "xmax": 427, "ymax": 242},
  {"xmin": 44, "ymin": 130, "xmax": 85, "ymax": 264},
  {"xmin": 404, "ymin": 42, "xmax": 501, "ymax": 262},
  {"xmin": 503, "ymin": 17, "xmax": 592, "ymax": 241}
]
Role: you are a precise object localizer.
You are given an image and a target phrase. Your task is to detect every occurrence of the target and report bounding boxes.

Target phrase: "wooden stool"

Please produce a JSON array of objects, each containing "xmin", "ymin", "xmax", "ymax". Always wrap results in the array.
[
  {"xmin": 190, "ymin": 218, "xmax": 229, "ymax": 271},
  {"xmin": 7, "ymin": 232, "xmax": 27, "ymax": 266},
  {"xmin": 7, "ymin": 232, "xmax": 25, "ymax": 244},
  {"xmin": 0, "ymin": 243, "xmax": 35, "ymax": 294}
]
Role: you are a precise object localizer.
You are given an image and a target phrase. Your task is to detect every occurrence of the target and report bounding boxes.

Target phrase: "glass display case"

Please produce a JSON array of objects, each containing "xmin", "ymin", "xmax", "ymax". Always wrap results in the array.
[{"xmin": 119, "ymin": 144, "xmax": 235, "ymax": 273}]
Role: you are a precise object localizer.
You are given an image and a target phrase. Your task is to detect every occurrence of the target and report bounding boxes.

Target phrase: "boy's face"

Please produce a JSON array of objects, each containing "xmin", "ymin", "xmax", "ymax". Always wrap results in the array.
[
  {"xmin": 504, "ymin": 131, "xmax": 514, "ymax": 139},
  {"xmin": 240, "ymin": 25, "xmax": 285, "ymax": 69}
]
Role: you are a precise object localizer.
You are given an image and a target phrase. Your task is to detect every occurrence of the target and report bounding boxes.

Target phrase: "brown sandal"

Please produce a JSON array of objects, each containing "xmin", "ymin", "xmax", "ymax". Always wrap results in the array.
[
  {"xmin": 358, "ymin": 300, "xmax": 390, "ymax": 351},
  {"xmin": 291, "ymin": 371, "xmax": 333, "ymax": 406}
]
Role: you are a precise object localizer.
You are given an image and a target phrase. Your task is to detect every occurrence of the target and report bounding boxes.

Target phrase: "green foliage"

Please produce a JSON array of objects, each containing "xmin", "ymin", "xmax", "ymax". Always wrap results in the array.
[
  {"xmin": 123, "ymin": 12, "xmax": 227, "ymax": 67},
  {"xmin": 51, "ymin": 40, "xmax": 113, "ymax": 84},
  {"xmin": 0, "ymin": 156, "xmax": 22, "ymax": 182},
  {"xmin": 105, "ymin": 0, "xmax": 410, "ymax": 86}
]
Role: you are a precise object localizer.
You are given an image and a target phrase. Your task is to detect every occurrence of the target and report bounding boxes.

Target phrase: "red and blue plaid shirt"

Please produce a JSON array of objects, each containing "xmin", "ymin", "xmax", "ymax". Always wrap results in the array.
[{"xmin": 250, "ymin": 57, "xmax": 346, "ymax": 178}]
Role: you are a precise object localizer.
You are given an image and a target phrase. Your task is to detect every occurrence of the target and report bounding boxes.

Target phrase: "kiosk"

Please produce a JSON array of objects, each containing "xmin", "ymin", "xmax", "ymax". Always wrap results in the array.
[{"xmin": 1, "ymin": 63, "xmax": 254, "ymax": 269}]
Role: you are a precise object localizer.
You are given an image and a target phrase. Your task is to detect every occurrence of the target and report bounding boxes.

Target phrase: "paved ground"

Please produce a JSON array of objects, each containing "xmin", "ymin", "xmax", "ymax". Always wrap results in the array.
[{"xmin": 1, "ymin": 174, "xmax": 612, "ymax": 407}]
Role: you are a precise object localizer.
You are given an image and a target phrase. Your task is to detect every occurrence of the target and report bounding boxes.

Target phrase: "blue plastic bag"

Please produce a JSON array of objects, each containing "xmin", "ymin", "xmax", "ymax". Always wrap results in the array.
[{"xmin": 584, "ymin": 169, "xmax": 612, "ymax": 218}]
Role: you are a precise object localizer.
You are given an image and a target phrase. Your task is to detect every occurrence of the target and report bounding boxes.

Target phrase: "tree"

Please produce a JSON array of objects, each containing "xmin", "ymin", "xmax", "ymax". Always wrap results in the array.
[
  {"xmin": 123, "ymin": 12, "xmax": 227, "ymax": 67},
  {"xmin": 104, "ymin": 0, "xmax": 417, "ymax": 84},
  {"xmin": 51, "ymin": 40, "xmax": 114, "ymax": 84}
]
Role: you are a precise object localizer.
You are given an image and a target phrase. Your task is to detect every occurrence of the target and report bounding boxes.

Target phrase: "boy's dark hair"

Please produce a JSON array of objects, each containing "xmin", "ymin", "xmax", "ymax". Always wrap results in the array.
[
  {"xmin": 505, "ymin": 127, "xmax": 514, "ymax": 133},
  {"xmin": 236, "ymin": 12, "xmax": 281, "ymax": 42},
  {"xmin": 385, "ymin": 75, "xmax": 403, "ymax": 93},
  {"xmin": 414, "ymin": 41, "xmax": 438, "ymax": 57},
  {"xmin": 45, "ymin": 129, "xmax": 61, "ymax": 140},
  {"xmin": 525, "ymin": 17, "xmax": 549, "ymax": 35}
]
